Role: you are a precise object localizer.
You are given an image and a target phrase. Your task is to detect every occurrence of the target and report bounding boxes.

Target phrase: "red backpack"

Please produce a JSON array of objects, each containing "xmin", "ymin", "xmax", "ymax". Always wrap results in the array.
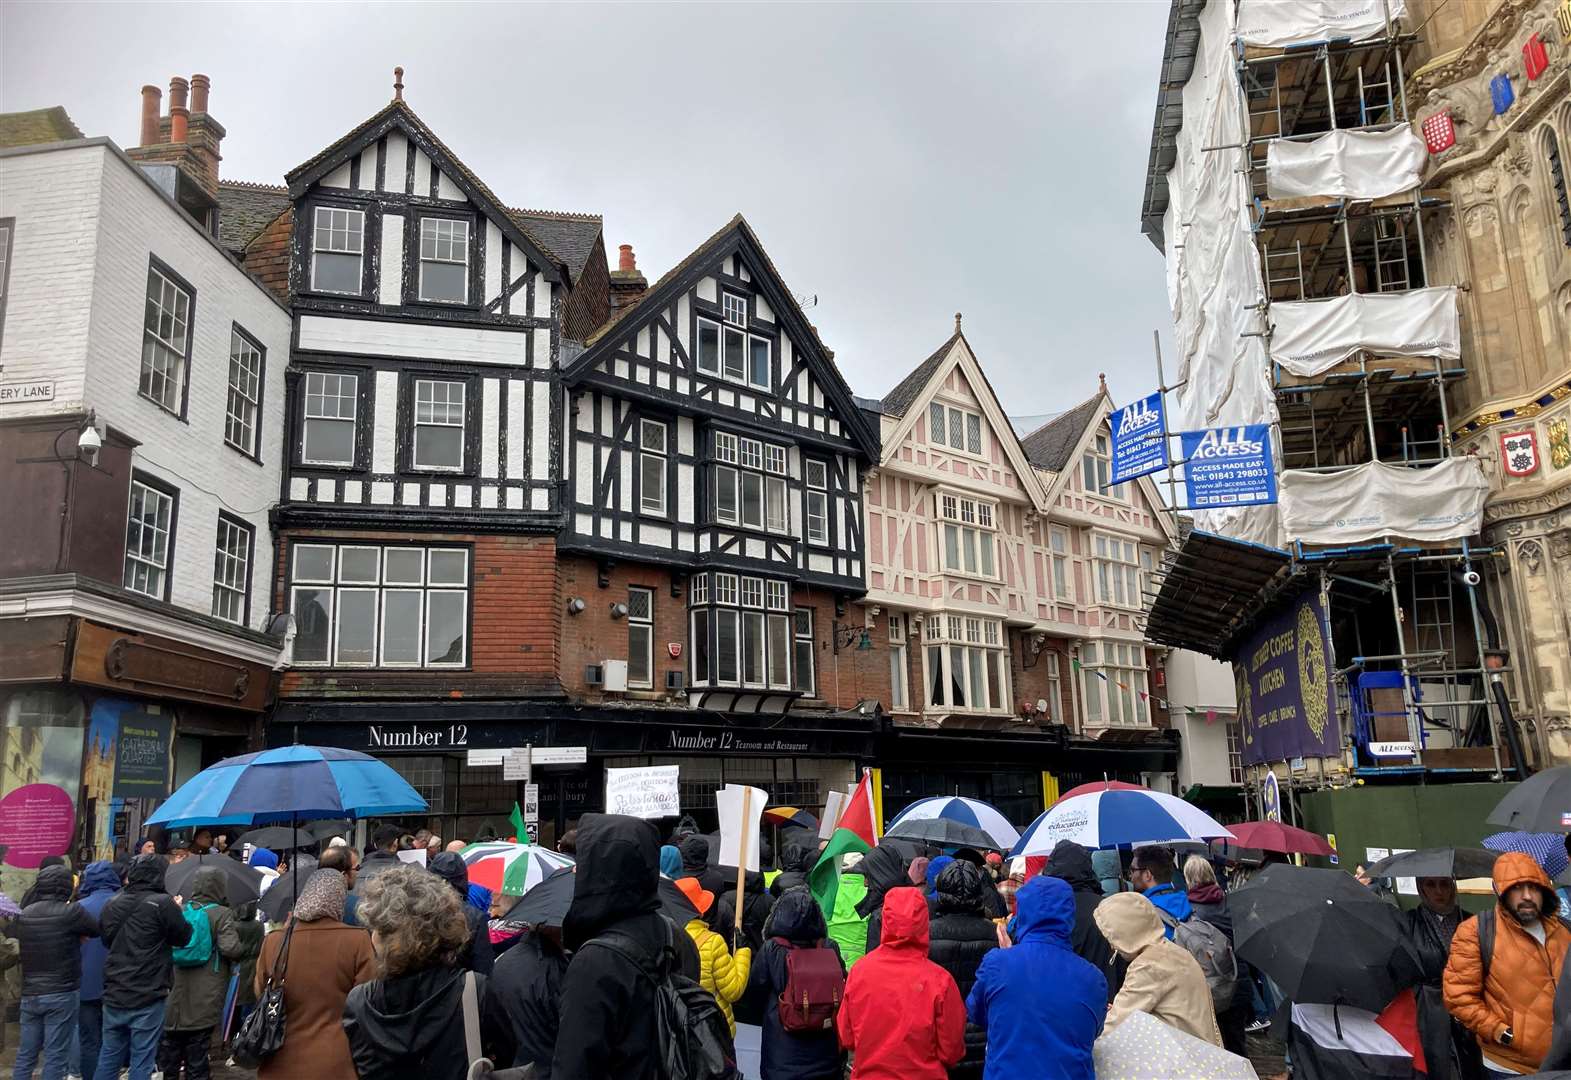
[{"xmin": 773, "ymin": 937, "xmax": 845, "ymax": 1033}]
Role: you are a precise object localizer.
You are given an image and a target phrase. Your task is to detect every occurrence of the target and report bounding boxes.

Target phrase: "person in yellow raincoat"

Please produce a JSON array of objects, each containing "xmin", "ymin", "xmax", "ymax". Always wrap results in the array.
[{"xmin": 675, "ymin": 875, "xmax": 752, "ymax": 1035}]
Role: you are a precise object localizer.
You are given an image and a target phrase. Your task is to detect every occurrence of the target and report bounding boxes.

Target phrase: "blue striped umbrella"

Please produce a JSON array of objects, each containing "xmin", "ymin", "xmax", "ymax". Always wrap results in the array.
[
  {"xmin": 888, "ymin": 797, "xmax": 1021, "ymax": 851},
  {"xmin": 1482, "ymin": 831, "xmax": 1569, "ymax": 879},
  {"xmin": 146, "ymin": 745, "xmax": 426, "ymax": 828},
  {"xmin": 1013, "ymin": 789, "xmax": 1234, "ymax": 856}
]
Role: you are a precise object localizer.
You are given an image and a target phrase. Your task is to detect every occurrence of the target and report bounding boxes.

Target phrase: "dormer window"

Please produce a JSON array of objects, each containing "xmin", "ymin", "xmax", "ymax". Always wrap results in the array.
[
  {"xmin": 418, "ymin": 217, "xmax": 470, "ymax": 303},
  {"xmin": 311, "ymin": 207, "xmax": 364, "ymax": 294}
]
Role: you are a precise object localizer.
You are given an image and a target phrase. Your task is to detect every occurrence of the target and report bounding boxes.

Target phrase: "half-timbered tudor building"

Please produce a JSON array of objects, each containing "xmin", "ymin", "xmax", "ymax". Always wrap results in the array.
[
  {"xmin": 554, "ymin": 216, "xmax": 884, "ymax": 822},
  {"xmin": 859, "ymin": 325, "xmax": 1180, "ymax": 824}
]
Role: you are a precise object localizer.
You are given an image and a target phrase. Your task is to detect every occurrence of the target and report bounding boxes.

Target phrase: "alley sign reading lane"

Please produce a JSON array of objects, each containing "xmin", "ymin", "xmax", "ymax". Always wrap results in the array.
[{"xmin": 1109, "ymin": 392, "xmax": 1168, "ymax": 485}]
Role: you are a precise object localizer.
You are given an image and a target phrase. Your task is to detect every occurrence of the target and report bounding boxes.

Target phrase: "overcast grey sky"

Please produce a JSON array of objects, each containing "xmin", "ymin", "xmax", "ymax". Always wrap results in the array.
[{"xmin": 2, "ymin": 1, "xmax": 1173, "ymax": 421}]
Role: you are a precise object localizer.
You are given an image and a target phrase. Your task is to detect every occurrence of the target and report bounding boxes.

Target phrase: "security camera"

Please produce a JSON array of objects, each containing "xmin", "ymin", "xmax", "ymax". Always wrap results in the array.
[
  {"xmin": 77, "ymin": 424, "xmax": 102, "ymax": 467},
  {"xmin": 1459, "ymin": 569, "xmax": 1482, "ymax": 587}
]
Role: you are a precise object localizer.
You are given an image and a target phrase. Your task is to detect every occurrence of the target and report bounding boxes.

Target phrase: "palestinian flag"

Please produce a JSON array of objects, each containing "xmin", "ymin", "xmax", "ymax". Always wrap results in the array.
[
  {"xmin": 1287, "ymin": 990, "xmax": 1427, "ymax": 1079},
  {"xmin": 809, "ymin": 771, "xmax": 879, "ymax": 917}
]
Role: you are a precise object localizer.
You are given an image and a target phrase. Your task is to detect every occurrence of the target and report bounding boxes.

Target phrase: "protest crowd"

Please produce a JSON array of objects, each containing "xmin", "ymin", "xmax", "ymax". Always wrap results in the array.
[{"xmin": 6, "ymin": 763, "xmax": 1571, "ymax": 1080}]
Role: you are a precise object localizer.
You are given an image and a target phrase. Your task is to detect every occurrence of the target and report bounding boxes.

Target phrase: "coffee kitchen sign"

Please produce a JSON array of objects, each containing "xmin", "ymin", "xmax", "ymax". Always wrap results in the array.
[{"xmin": 1230, "ymin": 589, "xmax": 1339, "ymax": 765}]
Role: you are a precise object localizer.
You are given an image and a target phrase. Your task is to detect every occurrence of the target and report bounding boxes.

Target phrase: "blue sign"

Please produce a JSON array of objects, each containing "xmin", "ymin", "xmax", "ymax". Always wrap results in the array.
[
  {"xmin": 1179, "ymin": 425, "xmax": 1277, "ymax": 508},
  {"xmin": 1109, "ymin": 392, "xmax": 1168, "ymax": 485}
]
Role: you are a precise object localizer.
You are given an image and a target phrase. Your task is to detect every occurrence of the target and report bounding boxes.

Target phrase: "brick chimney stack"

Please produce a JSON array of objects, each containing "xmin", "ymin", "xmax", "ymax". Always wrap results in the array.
[
  {"xmin": 139, "ymin": 85, "xmax": 163, "ymax": 146},
  {"xmin": 609, "ymin": 244, "xmax": 648, "ymax": 311},
  {"xmin": 127, "ymin": 73, "xmax": 224, "ymax": 205}
]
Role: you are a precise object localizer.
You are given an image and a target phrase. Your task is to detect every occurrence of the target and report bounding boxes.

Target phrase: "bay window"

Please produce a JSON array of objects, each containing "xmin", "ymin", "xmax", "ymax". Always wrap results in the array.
[
  {"xmin": 689, "ymin": 572, "xmax": 794, "ymax": 691},
  {"xmin": 290, "ymin": 543, "xmax": 468, "ymax": 667},
  {"xmin": 923, "ymin": 615, "xmax": 1010, "ymax": 713},
  {"xmin": 939, "ymin": 493, "xmax": 997, "ymax": 578},
  {"xmin": 712, "ymin": 431, "xmax": 788, "ymax": 533},
  {"xmin": 1093, "ymin": 535, "xmax": 1142, "ymax": 610},
  {"xmin": 1080, "ymin": 641, "xmax": 1150, "ymax": 726}
]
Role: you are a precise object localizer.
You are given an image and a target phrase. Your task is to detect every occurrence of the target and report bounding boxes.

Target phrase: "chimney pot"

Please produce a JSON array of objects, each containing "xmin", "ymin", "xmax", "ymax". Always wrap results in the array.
[
  {"xmin": 190, "ymin": 74, "xmax": 210, "ymax": 114},
  {"xmin": 139, "ymin": 85, "xmax": 162, "ymax": 146},
  {"xmin": 169, "ymin": 76, "xmax": 189, "ymax": 113},
  {"xmin": 618, "ymin": 244, "xmax": 636, "ymax": 272},
  {"xmin": 169, "ymin": 104, "xmax": 189, "ymax": 144}
]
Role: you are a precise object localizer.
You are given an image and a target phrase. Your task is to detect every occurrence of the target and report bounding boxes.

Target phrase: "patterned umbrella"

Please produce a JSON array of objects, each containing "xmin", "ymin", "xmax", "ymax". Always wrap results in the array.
[
  {"xmin": 1482, "ymin": 831, "xmax": 1569, "ymax": 879},
  {"xmin": 460, "ymin": 842, "xmax": 575, "ymax": 897},
  {"xmin": 762, "ymin": 807, "xmax": 818, "ymax": 831},
  {"xmin": 1094, "ymin": 1010, "xmax": 1257, "ymax": 1079},
  {"xmin": 1013, "ymin": 789, "xmax": 1234, "ymax": 855},
  {"xmin": 888, "ymin": 796, "xmax": 1021, "ymax": 851}
]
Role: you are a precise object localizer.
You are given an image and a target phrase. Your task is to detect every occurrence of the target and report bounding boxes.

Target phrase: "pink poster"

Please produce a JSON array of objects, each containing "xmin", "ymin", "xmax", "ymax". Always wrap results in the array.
[{"xmin": 0, "ymin": 783, "xmax": 76, "ymax": 868}]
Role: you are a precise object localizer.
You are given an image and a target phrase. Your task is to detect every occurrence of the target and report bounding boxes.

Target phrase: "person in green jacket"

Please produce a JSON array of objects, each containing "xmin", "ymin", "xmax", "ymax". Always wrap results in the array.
[{"xmin": 826, "ymin": 851, "xmax": 870, "ymax": 968}]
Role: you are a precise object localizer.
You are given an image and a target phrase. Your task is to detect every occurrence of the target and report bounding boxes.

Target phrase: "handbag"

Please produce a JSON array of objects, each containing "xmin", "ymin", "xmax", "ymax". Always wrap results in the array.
[
  {"xmin": 230, "ymin": 918, "xmax": 294, "ymax": 1068},
  {"xmin": 462, "ymin": 970, "xmax": 536, "ymax": 1080}
]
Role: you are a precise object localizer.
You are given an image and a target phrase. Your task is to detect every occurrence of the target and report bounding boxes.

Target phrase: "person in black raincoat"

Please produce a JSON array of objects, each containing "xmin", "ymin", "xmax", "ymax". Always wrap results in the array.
[
  {"xmin": 1406, "ymin": 875, "xmax": 1485, "ymax": 1080},
  {"xmin": 427, "ymin": 851, "xmax": 494, "ymax": 974},
  {"xmin": 858, "ymin": 841, "xmax": 914, "ymax": 956},
  {"xmin": 1043, "ymin": 840, "xmax": 1121, "ymax": 996},
  {"xmin": 927, "ymin": 860, "xmax": 998, "ymax": 1078},
  {"xmin": 770, "ymin": 842, "xmax": 817, "ymax": 898},
  {"xmin": 678, "ymin": 834, "xmax": 729, "ymax": 900},
  {"xmin": 716, "ymin": 868, "xmax": 772, "ymax": 953},
  {"xmin": 747, "ymin": 886, "xmax": 845, "ymax": 1080},
  {"xmin": 482, "ymin": 922, "xmax": 568, "ymax": 1079}
]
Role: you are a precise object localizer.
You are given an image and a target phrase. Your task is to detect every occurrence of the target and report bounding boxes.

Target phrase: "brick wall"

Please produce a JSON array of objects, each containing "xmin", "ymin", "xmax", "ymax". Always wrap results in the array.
[{"xmin": 1011, "ymin": 634, "xmax": 1077, "ymax": 729}]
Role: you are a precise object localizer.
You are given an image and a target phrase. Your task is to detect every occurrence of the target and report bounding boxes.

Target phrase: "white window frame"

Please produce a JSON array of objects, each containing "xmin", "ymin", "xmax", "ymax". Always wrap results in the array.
[
  {"xmin": 225, "ymin": 325, "xmax": 264, "ymax": 458},
  {"xmin": 310, "ymin": 206, "xmax": 364, "ymax": 295},
  {"xmin": 412, "ymin": 378, "xmax": 466, "ymax": 472},
  {"xmin": 139, "ymin": 263, "xmax": 191, "ymax": 415},
  {"xmin": 1093, "ymin": 534, "xmax": 1143, "ymax": 611},
  {"xmin": 888, "ymin": 613, "xmax": 908, "ymax": 711},
  {"xmin": 211, "ymin": 514, "xmax": 252, "ymax": 625},
  {"xmin": 696, "ymin": 316, "xmax": 722, "ymax": 377},
  {"xmin": 1082, "ymin": 432, "xmax": 1117, "ymax": 498},
  {"xmin": 922, "ymin": 615, "xmax": 1010, "ymax": 714},
  {"xmin": 793, "ymin": 607, "xmax": 816, "ymax": 696},
  {"xmin": 938, "ymin": 491, "xmax": 998, "ymax": 579},
  {"xmin": 640, "ymin": 419, "xmax": 668, "ymax": 516},
  {"xmin": 302, "ymin": 371, "xmax": 358, "ymax": 467},
  {"xmin": 805, "ymin": 459, "xmax": 829, "ymax": 545},
  {"xmin": 124, "ymin": 478, "xmax": 175, "ymax": 600},
  {"xmin": 1080, "ymin": 641, "xmax": 1150, "ymax": 727},
  {"xmin": 627, "ymin": 586, "xmax": 654, "ymax": 689},
  {"xmin": 723, "ymin": 293, "xmax": 747, "ymax": 326},
  {"xmin": 689, "ymin": 573, "xmax": 793, "ymax": 691},
  {"xmin": 418, "ymin": 217, "xmax": 470, "ymax": 304},
  {"xmin": 928, "ymin": 402, "xmax": 984, "ymax": 457},
  {"xmin": 290, "ymin": 543, "xmax": 469, "ymax": 668},
  {"xmin": 1050, "ymin": 528, "xmax": 1072, "ymax": 602}
]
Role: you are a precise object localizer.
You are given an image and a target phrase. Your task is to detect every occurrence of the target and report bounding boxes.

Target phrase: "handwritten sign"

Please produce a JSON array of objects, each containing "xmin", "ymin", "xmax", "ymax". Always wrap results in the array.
[{"xmin": 605, "ymin": 765, "xmax": 680, "ymax": 819}]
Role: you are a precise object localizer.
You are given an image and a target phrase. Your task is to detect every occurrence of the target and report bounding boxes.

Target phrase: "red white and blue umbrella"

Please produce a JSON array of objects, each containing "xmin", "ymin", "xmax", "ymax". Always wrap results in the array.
[
  {"xmin": 1013, "ymin": 789, "xmax": 1234, "ymax": 856},
  {"xmin": 888, "ymin": 796, "xmax": 1021, "ymax": 851},
  {"xmin": 146, "ymin": 745, "xmax": 427, "ymax": 828}
]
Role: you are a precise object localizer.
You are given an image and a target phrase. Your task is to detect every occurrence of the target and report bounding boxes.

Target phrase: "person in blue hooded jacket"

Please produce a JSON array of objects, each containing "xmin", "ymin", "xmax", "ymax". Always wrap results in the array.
[
  {"xmin": 964, "ymin": 876, "xmax": 1107, "ymax": 1080},
  {"xmin": 76, "ymin": 862, "xmax": 122, "ymax": 1080},
  {"xmin": 1127, "ymin": 846, "xmax": 1190, "ymax": 937}
]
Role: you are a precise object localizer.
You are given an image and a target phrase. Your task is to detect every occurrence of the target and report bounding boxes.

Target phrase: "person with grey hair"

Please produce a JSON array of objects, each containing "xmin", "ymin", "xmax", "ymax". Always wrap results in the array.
[
  {"xmin": 342, "ymin": 865, "xmax": 513, "ymax": 1079},
  {"xmin": 1182, "ymin": 854, "xmax": 1250, "ymax": 1057}
]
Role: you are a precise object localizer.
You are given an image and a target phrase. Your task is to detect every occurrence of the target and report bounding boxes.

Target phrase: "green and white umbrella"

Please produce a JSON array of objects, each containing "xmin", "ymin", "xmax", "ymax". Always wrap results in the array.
[{"xmin": 460, "ymin": 841, "xmax": 574, "ymax": 897}]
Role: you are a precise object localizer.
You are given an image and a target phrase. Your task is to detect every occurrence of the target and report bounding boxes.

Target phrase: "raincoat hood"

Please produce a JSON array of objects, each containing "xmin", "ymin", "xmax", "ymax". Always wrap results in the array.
[
  {"xmin": 1013, "ymin": 876, "xmax": 1076, "ymax": 948},
  {"xmin": 1044, "ymin": 840, "xmax": 1102, "ymax": 895},
  {"xmin": 428, "ymin": 851, "xmax": 470, "ymax": 896},
  {"xmin": 934, "ymin": 859, "xmax": 987, "ymax": 914},
  {"xmin": 659, "ymin": 844, "xmax": 682, "ymax": 877},
  {"xmin": 855, "ymin": 842, "xmax": 912, "ymax": 919},
  {"xmin": 563, "ymin": 813, "xmax": 660, "ymax": 950},
  {"xmin": 1094, "ymin": 891, "xmax": 1166, "ymax": 958},
  {"xmin": 1493, "ymin": 850, "xmax": 1559, "ymax": 915},
  {"xmin": 879, "ymin": 886, "xmax": 931, "ymax": 952},
  {"xmin": 766, "ymin": 885, "xmax": 828, "ymax": 944},
  {"xmin": 189, "ymin": 866, "xmax": 229, "ymax": 906},
  {"xmin": 925, "ymin": 855, "xmax": 954, "ymax": 894},
  {"xmin": 127, "ymin": 853, "xmax": 168, "ymax": 893},
  {"xmin": 79, "ymin": 861, "xmax": 121, "ymax": 898},
  {"xmin": 781, "ymin": 842, "xmax": 816, "ymax": 873},
  {"xmin": 678, "ymin": 834, "xmax": 710, "ymax": 870},
  {"xmin": 30, "ymin": 864, "xmax": 72, "ymax": 902}
]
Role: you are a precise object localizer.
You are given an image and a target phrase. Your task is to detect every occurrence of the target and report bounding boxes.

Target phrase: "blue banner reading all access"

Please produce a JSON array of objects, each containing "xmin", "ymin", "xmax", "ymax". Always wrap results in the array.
[
  {"xmin": 1109, "ymin": 392, "xmax": 1168, "ymax": 485},
  {"xmin": 1179, "ymin": 425, "xmax": 1278, "ymax": 507}
]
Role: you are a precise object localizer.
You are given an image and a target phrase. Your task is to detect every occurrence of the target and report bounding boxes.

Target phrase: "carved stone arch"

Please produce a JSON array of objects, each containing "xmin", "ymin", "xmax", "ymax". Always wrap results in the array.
[
  {"xmin": 1505, "ymin": 182, "xmax": 1534, "ymax": 227},
  {"xmin": 1539, "ymin": 123, "xmax": 1571, "ymax": 248}
]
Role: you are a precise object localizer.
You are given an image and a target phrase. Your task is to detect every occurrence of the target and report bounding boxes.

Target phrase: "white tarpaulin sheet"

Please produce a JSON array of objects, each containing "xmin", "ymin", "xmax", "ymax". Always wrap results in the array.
[
  {"xmin": 1237, "ymin": 0, "xmax": 1406, "ymax": 47},
  {"xmin": 1279, "ymin": 458, "xmax": 1488, "ymax": 544},
  {"xmin": 1270, "ymin": 287, "xmax": 1462, "ymax": 374},
  {"xmin": 1266, "ymin": 127, "xmax": 1428, "ymax": 200}
]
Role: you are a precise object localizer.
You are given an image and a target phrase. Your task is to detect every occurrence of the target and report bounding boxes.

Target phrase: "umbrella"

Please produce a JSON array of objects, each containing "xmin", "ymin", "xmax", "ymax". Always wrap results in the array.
[
  {"xmin": 502, "ymin": 867, "xmax": 699, "ymax": 928},
  {"xmin": 1013, "ymin": 790, "xmax": 1235, "ymax": 856},
  {"xmin": 1365, "ymin": 847, "xmax": 1499, "ymax": 881},
  {"xmin": 460, "ymin": 842, "xmax": 575, "ymax": 897},
  {"xmin": 1232, "ymin": 863, "xmax": 1422, "ymax": 1013},
  {"xmin": 145, "ymin": 745, "xmax": 426, "ymax": 828},
  {"xmin": 885, "ymin": 816, "xmax": 999, "ymax": 851},
  {"xmin": 1060, "ymin": 779, "xmax": 1147, "ymax": 801},
  {"xmin": 762, "ymin": 807, "xmax": 818, "ymax": 831},
  {"xmin": 1487, "ymin": 765, "xmax": 1571, "ymax": 834},
  {"xmin": 236, "ymin": 826, "xmax": 318, "ymax": 851},
  {"xmin": 255, "ymin": 854, "xmax": 320, "ymax": 923},
  {"xmin": 1224, "ymin": 821, "xmax": 1335, "ymax": 857},
  {"xmin": 888, "ymin": 796, "xmax": 1021, "ymax": 851},
  {"xmin": 1482, "ymin": 831, "xmax": 1569, "ymax": 878},
  {"xmin": 306, "ymin": 818, "xmax": 353, "ymax": 841},
  {"xmin": 165, "ymin": 853, "xmax": 265, "ymax": 906},
  {"xmin": 1093, "ymin": 1010, "xmax": 1257, "ymax": 1079}
]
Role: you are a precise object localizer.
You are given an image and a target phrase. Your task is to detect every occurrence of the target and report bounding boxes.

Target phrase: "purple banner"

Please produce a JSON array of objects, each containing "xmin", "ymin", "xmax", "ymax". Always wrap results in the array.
[{"xmin": 1232, "ymin": 591, "xmax": 1339, "ymax": 764}]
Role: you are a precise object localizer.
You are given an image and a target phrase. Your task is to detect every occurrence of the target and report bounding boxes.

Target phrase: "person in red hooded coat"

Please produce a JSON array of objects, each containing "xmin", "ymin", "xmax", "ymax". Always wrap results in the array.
[{"xmin": 836, "ymin": 886, "xmax": 966, "ymax": 1079}]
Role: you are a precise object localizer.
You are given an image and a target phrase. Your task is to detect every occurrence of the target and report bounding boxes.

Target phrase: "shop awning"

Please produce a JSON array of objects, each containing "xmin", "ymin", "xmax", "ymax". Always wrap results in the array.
[{"xmin": 1144, "ymin": 530, "xmax": 1292, "ymax": 660}]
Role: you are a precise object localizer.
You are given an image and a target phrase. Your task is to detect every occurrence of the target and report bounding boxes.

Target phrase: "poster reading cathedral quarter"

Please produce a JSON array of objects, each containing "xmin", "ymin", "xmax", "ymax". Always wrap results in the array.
[{"xmin": 87, "ymin": 697, "xmax": 173, "ymax": 799}]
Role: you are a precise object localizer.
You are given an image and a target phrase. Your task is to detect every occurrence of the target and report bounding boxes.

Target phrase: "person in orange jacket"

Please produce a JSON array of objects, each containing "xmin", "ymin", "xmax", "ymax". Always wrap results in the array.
[
  {"xmin": 1443, "ymin": 851, "xmax": 1571, "ymax": 1074},
  {"xmin": 836, "ymin": 886, "xmax": 965, "ymax": 1079}
]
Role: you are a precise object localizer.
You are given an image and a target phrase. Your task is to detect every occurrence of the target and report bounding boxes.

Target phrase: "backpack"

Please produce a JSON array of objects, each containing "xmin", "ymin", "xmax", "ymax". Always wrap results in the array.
[
  {"xmin": 772, "ymin": 937, "xmax": 845, "ymax": 1033},
  {"xmin": 172, "ymin": 902, "xmax": 215, "ymax": 969},
  {"xmin": 1162, "ymin": 912, "xmax": 1237, "ymax": 1013},
  {"xmin": 587, "ymin": 918, "xmax": 740, "ymax": 1080}
]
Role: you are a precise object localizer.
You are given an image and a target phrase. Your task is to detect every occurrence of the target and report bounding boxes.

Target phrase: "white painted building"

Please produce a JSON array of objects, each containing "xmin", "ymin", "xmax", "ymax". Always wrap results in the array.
[{"xmin": 1165, "ymin": 648, "xmax": 1243, "ymax": 794}]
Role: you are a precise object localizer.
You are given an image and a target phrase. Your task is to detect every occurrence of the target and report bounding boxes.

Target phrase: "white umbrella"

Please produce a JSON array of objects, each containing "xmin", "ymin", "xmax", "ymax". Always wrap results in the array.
[
  {"xmin": 1013, "ymin": 789, "xmax": 1234, "ymax": 856},
  {"xmin": 459, "ymin": 841, "xmax": 574, "ymax": 897},
  {"xmin": 887, "ymin": 796, "xmax": 1020, "ymax": 850},
  {"xmin": 1094, "ymin": 1011, "xmax": 1257, "ymax": 1079}
]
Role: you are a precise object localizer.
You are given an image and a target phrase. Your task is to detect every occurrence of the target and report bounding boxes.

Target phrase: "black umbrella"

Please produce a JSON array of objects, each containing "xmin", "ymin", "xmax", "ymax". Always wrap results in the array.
[
  {"xmin": 255, "ymin": 854, "xmax": 319, "ymax": 923},
  {"xmin": 885, "ymin": 817, "xmax": 997, "ymax": 851},
  {"xmin": 1488, "ymin": 766, "xmax": 1571, "ymax": 834},
  {"xmin": 1365, "ymin": 847, "xmax": 1499, "ymax": 881},
  {"xmin": 306, "ymin": 818, "xmax": 353, "ymax": 841},
  {"xmin": 237, "ymin": 826, "xmax": 317, "ymax": 851},
  {"xmin": 1232, "ymin": 863, "xmax": 1422, "ymax": 1013},
  {"xmin": 502, "ymin": 868, "xmax": 699, "ymax": 928},
  {"xmin": 165, "ymin": 853, "xmax": 264, "ymax": 906}
]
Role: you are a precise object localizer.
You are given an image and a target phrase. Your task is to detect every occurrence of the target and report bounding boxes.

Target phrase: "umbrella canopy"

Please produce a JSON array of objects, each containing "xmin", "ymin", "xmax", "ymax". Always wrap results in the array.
[
  {"xmin": 165, "ymin": 853, "xmax": 265, "ymax": 906},
  {"xmin": 888, "ymin": 796, "xmax": 1021, "ymax": 851},
  {"xmin": 1225, "ymin": 821, "xmax": 1335, "ymax": 856},
  {"xmin": 502, "ymin": 868, "xmax": 699, "ymax": 928},
  {"xmin": 1232, "ymin": 863, "xmax": 1421, "ymax": 1013},
  {"xmin": 1060, "ymin": 779, "xmax": 1148, "ymax": 801},
  {"xmin": 236, "ymin": 826, "xmax": 318, "ymax": 851},
  {"xmin": 762, "ymin": 807, "xmax": 818, "ymax": 831},
  {"xmin": 1365, "ymin": 847, "xmax": 1499, "ymax": 881},
  {"xmin": 885, "ymin": 816, "xmax": 999, "ymax": 851},
  {"xmin": 1487, "ymin": 765, "xmax": 1571, "ymax": 834},
  {"xmin": 146, "ymin": 745, "xmax": 427, "ymax": 828},
  {"xmin": 1013, "ymin": 790, "xmax": 1235, "ymax": 855},
  {"xmin": 460, "ymin": 842, "xmax": 575, "ymax": 897},
  {"xmin": 1093, "ymin": 1010, "xmax": 1257, "ymax": 1080},
  {"xmin": 1482, "ymin": 831, "xmax": 1569, "ymax": 879}
]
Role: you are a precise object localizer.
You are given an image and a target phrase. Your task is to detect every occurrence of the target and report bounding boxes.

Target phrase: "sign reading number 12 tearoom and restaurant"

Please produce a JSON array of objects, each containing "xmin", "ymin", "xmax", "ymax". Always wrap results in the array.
[{"xmin": 1109, "ymin": 392, "xmax": 1168, "ymax": 485}]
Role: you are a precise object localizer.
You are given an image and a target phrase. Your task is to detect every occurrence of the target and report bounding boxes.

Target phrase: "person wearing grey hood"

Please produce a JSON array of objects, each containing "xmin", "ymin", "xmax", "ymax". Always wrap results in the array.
[
  {"xmin": 159, "ymin": 866, "xmax": 246, "ymax": 1079},
  {"xmin": 427, "ymin": 851, "xmax": 494, "ymax": 974},
  {"xmin": 8, "ymin": 863, "xmax": 99, "ymax": 1080}
]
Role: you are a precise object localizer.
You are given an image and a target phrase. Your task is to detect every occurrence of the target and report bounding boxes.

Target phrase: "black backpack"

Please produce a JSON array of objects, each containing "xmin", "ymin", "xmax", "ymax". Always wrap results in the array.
[{"xmin": 586, "ymin": 918, "xmax": 739, "ymax": 1080}]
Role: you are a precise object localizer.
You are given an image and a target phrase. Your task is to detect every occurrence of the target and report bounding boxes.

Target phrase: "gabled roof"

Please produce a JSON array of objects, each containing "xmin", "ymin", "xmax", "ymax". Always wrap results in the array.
[
  {"xmin": 879, "ymin": 330, "xmax": 960, "ymax": 417},
  {"xmin": 509, "ymin": 208, "xmax": 602, "ymax": 284},
  {"xmin": 217, "ymin": 180, "xmax": 290, "ymax": 254},
  {"xmin": 566, "ymin": 213, "xmax": 880, "ymax": 461},
  {"xmin": 285, "ymin": 98, "xmax": 565, "ymax": 283},
  {"xmin": 0, "ymin": 106, "xmax": 83, "ymax": 149},
  {"xmin": 1021, "ymin": 391, "xmax": 1105, "ymax": 471}
]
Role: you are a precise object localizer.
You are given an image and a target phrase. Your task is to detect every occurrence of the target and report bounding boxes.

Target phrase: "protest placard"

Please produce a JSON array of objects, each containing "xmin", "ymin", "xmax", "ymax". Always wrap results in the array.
[
  {"xmin": 605, "ymin": 765, "xmax": 680, "ymax": 819},
  {"xmin": 716, "ymin": 783, "xmax": 769, "ymax": 872},
  {"xmin": 820, "ymin": 791, "xmax": 849, "ymax": 840}
]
